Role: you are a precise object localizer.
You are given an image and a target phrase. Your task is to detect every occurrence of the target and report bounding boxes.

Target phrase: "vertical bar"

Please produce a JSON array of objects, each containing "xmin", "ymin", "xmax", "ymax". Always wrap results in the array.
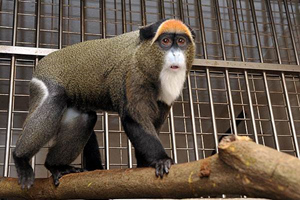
[
  {"xmin": 120, "ymin": 1, "xmax": 132, "ymax": 167},
  {"xmin": 249, "ymin": 0, "xmax": 263, "ymax": 62},
  {"xmin": 4, "ymin": 0, "xmax": 18, "ymax": 177},
  {"xmin": 177, "ymin": 0, "xmax": 198, "ymax": 160},
  {"xmin": 169, "ymin": 108, "xmax": 178, "ymax": 163},
  {"xmin": 80, "ymin": 0, "xmax": 85, "ymax": 42},
  {"xmin": 196, "ymin": 0, "xmax": 207, "ymax": 58},
  {"xmin": 35, "ymin": 1, "xmax": 41, "ymax": 69},
  {"xmin": 214, "ymin": 0, "xmax": 226, "ymax": 59},
  {"xmin": 159, "ymin": 0, "xmax": 165, "ymax": 20},
  {"xmin": 35, "ymin": 0, "xmax": 41, "ymax": 48},
  {"xmin": 178, "ymin": 0, "xmax": 184, "ymax": 20},
  {"xmin": 225, "ymin": 70, "xmax": 237, "ymax": 135},
  {"xmin": 127, "ymin": 139, "xmax": 133, "ymax": 168},
  {"xmin": 187, "ymin": 75, "xmax": 199, "ymax": 160},
  {"xmin": 265, "ymin": 0, "xmax": 281, "ymax": 64},
  {"xmin": 232, "ymin": 0, "xmax": 258, "ymax": 142},
  {"xmin": 283, "ymin": 0, "xmax": 299, "ymax": 65},
  {"xmin": 58, "ymin": 0, "xmax": 63, "ymax": 49},
  {"xmin": 249, "ymin": 0, "xmax": 279, "ymax": 150},
  {"xmin": 101, "ymin": 0, "xmax": 106, "ymax": 39},
  {"xmin": 244, "ymin": 71, "xmax": 258, "ymax": 142},
  {"xmin": 121, "ymin": 0, "xmax": 126, "ymax": 33},
  {"xmin": 79, "ymin": 0, "xmax": 85, "ymax": 169},
  {"xmin": 100, "ymin": 0, "xmax": 109, "ymax": 170},
  {"xmin": 214, "ymin": 0, "xmax": 237, "ymax": 135},
  {"xmin": 158, "ymin": 2, "xmax": 178, "ymax": 162},
  {"xmin": 140, "ymin": 0, "xmax": 146, "ymax": 26},
  {"xmin": 197, "ymin": 0, "xmax": 219, "ymax": 152},
  {"xmin": 104, "ymin": 112, "xmax": 109, "ymax": 170},
  {"xmin": 282, "ymin": 73, "xmax": 300, "ymax": 157},
  {"xmin": 231, "ymin": 0, "xmax": 245, "ymax": 60},
  {"xmin": 266, "ymin": 0, "xmax": 299, "ymax": 157},
  {"xmin": 11, "ymin": 0, "xmax": 18, "ymax": 47},
  {"xmin": 206, "ymin": 68, "xmax": 219, "ymax": 151},
  {"xmin": 263, "ymin": 72, "xmax": 280, "ymax": 150},
  {"xmin": 5, "ymin": 57, "xmax": 16, "ymax": 177},
  {"xmin": 32, "ymin": 0, "xmax": 42, "ymax": 170}
]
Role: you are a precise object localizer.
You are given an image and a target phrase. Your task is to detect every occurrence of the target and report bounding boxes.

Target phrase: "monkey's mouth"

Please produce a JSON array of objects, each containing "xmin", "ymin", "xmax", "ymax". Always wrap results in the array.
[{"xmin": 170, "ymin": 65, "xmax": 179, "ymax": 70}]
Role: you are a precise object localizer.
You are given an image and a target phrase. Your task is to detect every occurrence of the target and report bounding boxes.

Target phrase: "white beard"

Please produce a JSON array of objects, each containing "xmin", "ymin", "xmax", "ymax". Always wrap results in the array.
[{"xmin": 158, "ymin": 50, "xmax": 187, "ymax": 105}]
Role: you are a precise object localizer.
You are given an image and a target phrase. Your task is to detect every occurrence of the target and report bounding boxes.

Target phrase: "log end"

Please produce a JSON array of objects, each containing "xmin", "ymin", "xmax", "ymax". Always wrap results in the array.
[{"xmin": 218, "ymin": 135, "xmax": 252, "ymax": 150}]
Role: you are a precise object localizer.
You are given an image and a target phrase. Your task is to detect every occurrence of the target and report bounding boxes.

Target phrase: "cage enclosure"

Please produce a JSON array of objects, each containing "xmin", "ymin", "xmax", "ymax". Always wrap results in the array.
[{"xmin": 0, "ymin": 0, "xmax": 300, "ymax": 197}]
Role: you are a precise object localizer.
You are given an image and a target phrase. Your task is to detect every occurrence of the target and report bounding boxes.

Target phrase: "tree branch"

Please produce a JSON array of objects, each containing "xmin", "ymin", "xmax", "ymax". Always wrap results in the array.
[{"xmin": 1, "ymin": 136, "xmax": 300, "ymax": 200}]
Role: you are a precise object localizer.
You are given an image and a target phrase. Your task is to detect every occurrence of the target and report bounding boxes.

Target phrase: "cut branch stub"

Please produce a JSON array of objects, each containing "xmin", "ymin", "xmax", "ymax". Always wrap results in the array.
[{"xmin": 218, "ymin": 135, "xmax": 300, "ymax": 200}]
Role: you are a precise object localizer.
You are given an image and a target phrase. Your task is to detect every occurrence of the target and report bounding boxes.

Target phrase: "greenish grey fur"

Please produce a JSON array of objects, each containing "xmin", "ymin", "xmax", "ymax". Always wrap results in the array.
[{"xmin": 35, "ymin": 30, "xmax": 195, "ymax": 115}]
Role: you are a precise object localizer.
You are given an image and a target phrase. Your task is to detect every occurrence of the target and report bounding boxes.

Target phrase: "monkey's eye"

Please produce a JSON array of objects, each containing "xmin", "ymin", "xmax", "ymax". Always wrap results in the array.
[
  {"xmin": 161, "ymin": 37, "xmax": 172, "ymax": 47},
  {"xmin": 177, "ymin": 37, "xmax": 186, "ymax": 46}
]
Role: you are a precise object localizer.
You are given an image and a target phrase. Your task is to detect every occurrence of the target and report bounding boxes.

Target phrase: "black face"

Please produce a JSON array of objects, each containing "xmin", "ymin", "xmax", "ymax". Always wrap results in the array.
[{"xmin": 157, "ymin": 33, "xmax": 191, "ymax": 51}]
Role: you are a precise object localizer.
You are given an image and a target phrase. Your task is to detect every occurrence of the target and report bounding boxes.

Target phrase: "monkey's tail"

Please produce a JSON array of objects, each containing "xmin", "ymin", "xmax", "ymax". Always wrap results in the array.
[{"xmin": 211, "ymin": 111, "xmax": 245, "ymax": 155}]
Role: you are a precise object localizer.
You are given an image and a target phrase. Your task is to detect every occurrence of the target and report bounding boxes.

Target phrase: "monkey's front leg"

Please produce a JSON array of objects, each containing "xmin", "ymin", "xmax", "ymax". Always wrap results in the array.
[{"xmin": 121, "ymin": 110, "xmax": 173, "ymax": 178}]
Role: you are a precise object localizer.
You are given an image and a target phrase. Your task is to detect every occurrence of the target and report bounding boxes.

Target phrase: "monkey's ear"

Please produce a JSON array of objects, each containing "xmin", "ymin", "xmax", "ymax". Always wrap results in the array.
[{"xmin": 139, "ymin": 19, "xmax": 168, "ymax": 41}]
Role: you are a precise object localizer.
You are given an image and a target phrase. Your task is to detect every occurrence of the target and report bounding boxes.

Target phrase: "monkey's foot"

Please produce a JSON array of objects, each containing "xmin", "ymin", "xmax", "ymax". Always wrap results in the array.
[
  {"xmin": 13, "ymin": 153, "xmax": 35, "ymax": 189},
  {"xmin": 152, "ymin": 158, "xmax": 173, "ymax": 178},
  {"xmin": 17, "ymin": 167, "xmax": 35, "ymax": 189},
  {"xmin": 47, "ymin": 165, "xmax": 85, "ymax": 186}
]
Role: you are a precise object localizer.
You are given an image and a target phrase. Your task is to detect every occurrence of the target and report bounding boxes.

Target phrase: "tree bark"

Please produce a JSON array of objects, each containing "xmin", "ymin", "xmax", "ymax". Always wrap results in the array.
[{"xmin": 1, "ymin": 135, "xmax": 300, "ymax": 200}]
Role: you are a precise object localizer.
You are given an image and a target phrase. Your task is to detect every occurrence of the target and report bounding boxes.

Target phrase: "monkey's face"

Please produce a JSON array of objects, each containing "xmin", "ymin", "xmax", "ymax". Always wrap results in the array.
[
  {"xmin": 154, "ymin": 32, "xmax": 195, "ymax": 105},
  {"xmin": 157, "ymin": 33, "xmax": 192, "ymax": 73},
  {"xmin": 136, "ymin": 19, "xmax": 195, "ymax": 83}
]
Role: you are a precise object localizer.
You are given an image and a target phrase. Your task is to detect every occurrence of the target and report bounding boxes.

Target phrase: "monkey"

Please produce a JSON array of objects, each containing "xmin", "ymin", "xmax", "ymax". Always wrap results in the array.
[{"xmin": 12, "ymin": 19, "xmax": 196, "ymax": 189}]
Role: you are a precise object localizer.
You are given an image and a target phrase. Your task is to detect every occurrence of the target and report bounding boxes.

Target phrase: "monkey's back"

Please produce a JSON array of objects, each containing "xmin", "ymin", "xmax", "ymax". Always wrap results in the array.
[{"xmin": 34, "ymin": 31, "xmax": 140, "ymax": 110}]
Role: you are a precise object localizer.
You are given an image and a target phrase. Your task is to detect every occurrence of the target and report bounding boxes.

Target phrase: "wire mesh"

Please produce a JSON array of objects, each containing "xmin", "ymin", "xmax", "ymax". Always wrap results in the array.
[{"xmin": 0, "ymin": 2, "xmax": 300, "ymax": 197}]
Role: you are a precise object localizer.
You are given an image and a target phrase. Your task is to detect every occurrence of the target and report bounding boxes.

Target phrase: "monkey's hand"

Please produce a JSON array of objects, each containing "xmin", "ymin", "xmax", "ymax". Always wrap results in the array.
[{"xmin": 151, "ymin": 157, "xmax": 173, "ymax": 178}]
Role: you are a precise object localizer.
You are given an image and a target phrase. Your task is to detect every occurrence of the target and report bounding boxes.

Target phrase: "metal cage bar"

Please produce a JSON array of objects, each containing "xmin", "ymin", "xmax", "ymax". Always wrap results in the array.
[
  {"xmin": 214, "ymin": 0, "xmax": 237, "ymax": 135},
  {"xmin": 197, "ymin": 0, "xmax": 219, "ymax": 153},
  {"xmin": 178, "ymin": 0, "xmax": 199, "ymax": 161},
  {"xmin": 266, "ymin": 0, "xmax": 299, "ymax": 157},
  {"xmin": 283, "ymin": 0, "xmax": 299, "ymax": 65},
  {"xmin": 249, "ymin": 0, "xmax": 279, "ymax": 150},
  {"xmin": 4, "ymin": 0, "xmax": 19, "ymax": 177},
  {"xmin": 158, "ymin": 0, "xmax": 178, "ymax": 163},
  {"xmin": 231, "ymin": 0, "xmax": 259, "ymax": 142}
]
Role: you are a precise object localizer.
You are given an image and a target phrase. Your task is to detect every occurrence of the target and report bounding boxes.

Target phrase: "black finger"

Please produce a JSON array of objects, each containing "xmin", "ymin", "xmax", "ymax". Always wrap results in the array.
[
  {"xmin": 54, "ymin": 178, "xmax": 60, "ymax": 187},
  {"xmin": 167, "ymin": 159, "xmax": 172, "ymax": 168},
  {"xmin": 155, "ymin": 164, "xmax": 159, "ymax": 177},
  {"xmin": 27, "ymin": 182, "xmax": 32, "ymax": 190},
  {"xmin": 160, "ymin": 163, "xmax": 164, "ymax": 178},
  {"xmin": 164, "ymin": 164, "xmax": 169, "ymax": 174}
]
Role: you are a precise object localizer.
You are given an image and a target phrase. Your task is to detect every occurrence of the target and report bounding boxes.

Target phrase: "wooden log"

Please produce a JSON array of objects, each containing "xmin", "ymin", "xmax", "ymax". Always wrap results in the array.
[{"xmin": 0, "ymin": 136, "xmax": 299, "ymax": 200}]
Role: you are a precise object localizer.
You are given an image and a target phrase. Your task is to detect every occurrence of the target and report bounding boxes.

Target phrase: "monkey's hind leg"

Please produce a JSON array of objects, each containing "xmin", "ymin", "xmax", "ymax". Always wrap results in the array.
[
  {"xmin": 13, "ymin": 78, "xmax": 67, "ymax": 189},
  {"xmin": 45, "ymin": 108, "xmax": 97, "ymax": 186},
  {"xmin": 83, "ymin": 130, "xmax": 104, "ymax": 171}
]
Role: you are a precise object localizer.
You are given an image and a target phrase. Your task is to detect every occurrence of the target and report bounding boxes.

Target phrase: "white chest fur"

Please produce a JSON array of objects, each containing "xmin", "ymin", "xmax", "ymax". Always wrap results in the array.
[
  {"xmin": 158, "ymin": 69, "xmax": 186, "ymax": 105},
  {"xmin": 158, "ymin": 50, "xmax": 187, "ymax": 105}
]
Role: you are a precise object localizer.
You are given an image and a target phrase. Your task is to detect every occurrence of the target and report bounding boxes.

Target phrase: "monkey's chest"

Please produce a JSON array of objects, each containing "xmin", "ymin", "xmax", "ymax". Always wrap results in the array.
[{"xmin": 158, "ymin": 69, "xmax": 186, "ymax": 105}]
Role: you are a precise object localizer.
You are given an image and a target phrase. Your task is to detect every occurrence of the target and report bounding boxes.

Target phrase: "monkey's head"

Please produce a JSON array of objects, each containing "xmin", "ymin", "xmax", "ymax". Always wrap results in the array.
[{"xmin": 135, "ymin": 19, "xmax": 196, "ymax": 83}]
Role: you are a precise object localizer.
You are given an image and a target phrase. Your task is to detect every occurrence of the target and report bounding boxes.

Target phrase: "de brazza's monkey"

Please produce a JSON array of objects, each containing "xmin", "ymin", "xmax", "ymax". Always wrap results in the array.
[{"xmin": 13, "ymin": 19, "xmax": 196, "ymax": 189}]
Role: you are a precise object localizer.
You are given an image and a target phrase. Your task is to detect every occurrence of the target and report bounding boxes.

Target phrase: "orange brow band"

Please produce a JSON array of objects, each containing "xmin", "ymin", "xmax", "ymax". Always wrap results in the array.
[{"xmin": 151, "ymin": 19, "xmax": 193, "ymax": 45}]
